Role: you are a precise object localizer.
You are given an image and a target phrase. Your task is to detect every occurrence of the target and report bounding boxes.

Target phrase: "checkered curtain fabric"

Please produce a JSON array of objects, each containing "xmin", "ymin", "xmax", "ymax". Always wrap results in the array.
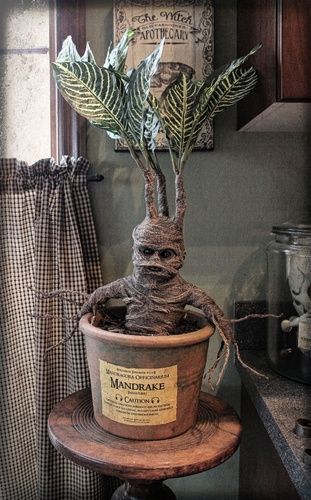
[{"xmin": 0, "ymin": 157, "xmax": 120, "ymax": 499}]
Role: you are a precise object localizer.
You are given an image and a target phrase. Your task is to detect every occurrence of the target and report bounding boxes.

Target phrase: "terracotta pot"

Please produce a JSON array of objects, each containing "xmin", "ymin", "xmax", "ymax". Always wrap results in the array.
[{"xmin": 79, "ymin": 307, "xmax": 214, "ymax": 440}]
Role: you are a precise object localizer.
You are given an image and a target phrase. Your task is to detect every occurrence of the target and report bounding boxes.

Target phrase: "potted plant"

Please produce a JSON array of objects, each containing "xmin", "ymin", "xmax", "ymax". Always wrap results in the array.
[{"xmin": 52, "ymin": 30, "xmax": 260, "ymax": 439}]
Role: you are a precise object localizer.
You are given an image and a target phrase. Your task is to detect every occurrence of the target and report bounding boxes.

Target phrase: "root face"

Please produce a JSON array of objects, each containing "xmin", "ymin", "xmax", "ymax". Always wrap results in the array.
[{"xmin": 132, "ymin": 216, "xmax": 186, "ymax": 278}]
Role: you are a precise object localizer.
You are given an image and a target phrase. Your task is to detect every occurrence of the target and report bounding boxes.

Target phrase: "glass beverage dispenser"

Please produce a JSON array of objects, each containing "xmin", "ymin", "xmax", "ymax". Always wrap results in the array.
[{"xmin": 267, "ymin": 224, "xmax": 311, "ymax": 384}]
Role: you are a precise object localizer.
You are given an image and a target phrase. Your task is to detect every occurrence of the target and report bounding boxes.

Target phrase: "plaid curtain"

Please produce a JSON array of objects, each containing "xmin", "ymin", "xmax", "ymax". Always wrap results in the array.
[{"xmin": 0, "ymin": 157, "xmax": 119, "ymax": 499}]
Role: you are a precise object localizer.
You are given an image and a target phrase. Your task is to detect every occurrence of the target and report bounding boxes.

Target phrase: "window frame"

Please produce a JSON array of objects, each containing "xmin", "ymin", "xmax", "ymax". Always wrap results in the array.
[{"xmin": 49, "ymin": 0, "xmax": 87, "ymax": 161}]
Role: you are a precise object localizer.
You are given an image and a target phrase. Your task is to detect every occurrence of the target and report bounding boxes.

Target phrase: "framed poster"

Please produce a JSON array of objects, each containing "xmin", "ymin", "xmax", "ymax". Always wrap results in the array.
[{"xmin": 114, "ymin": 0, "xmax": 214, "ymax": 151}]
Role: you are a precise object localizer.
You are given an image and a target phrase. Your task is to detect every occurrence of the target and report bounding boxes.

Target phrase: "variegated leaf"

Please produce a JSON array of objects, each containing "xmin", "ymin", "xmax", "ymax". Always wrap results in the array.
[
  {"xmin": 182, "ymin": 45, "xmax": 260, "ymax": 162},
  {"xmin": 81, "ymin": 42, "xmax": 96, "ymax": 63},
  {"xmin": 52, "ymin": 61, "xmax": 128, "ymax": 138},
  {"xmin": 219, "ymin": 44, "xmax": 261, "ymax": 82},
  {"xmin": 127, "ymin": 39, "xmax": 164, "ymax": 144},
  {"xmin": 56, "ymin": 36, "xmax": 81, "ymax": 62},
  {"xmin": 207, "ymin": 66, "xmax": 258, "ymax": 116},
  {"xmin": 104, "ymin": 28, "xmax": 135, "ymax": 73},
  {"xmin": 56, "ymin": 36, "xmax": 96, "ymax": 63},
  {"xmin": 106, "ymin": 130, "xmax": 122, "ymax": 139},
  {"xmin": 187, "ymin": 66, "xmax": 257, "ymax": 152},
  {"xmin": 160, "ymin": 73, "xmax": 197, "ymax": 160},
  {"xmin": 200, "ymin": 44, "xmax": 261, "ymax": 91},
  {"xmin": 143, "ymin": 107, "xmax": 160, "ymax": 152}
]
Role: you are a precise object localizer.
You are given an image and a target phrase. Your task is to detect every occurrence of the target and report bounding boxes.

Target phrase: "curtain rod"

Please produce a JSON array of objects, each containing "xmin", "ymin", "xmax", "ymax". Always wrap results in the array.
[{"xmin": 87, "ymin": 174, "xmax": 104, "ymax": 182}]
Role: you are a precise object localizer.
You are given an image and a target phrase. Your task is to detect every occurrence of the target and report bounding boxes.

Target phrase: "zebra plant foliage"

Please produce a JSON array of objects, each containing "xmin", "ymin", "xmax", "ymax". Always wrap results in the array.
[
  {"xmin": 104, "ymin": 28, "xmax": 135, "ymax": 72},
  {"xmin": 52, "ymin": 61, "xmax": 129, "ymax": 138},
  {"xmin": 52, "ymin": 30, "xmax": 163, "ymax": 151},
  {"xmin": 160, "ymin": 45, "xmax": 260, "ymax": 170},
  {"xmin": 127, "ymin": 39, "xmax": 164, "ymax": 147},
  {"xmin": 159, "ymin": 73, "xmax": 198, "ymax": 171},
  {"xmin": 52, "ymin": 30, "xmax": 260, "ymax": 170}
]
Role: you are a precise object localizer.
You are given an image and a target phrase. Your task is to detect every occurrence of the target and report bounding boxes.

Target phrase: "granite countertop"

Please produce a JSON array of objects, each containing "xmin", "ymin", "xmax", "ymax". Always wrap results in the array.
[{"xmin": 237, "ymin": 351, "xmax": 311, "ymax": 499}]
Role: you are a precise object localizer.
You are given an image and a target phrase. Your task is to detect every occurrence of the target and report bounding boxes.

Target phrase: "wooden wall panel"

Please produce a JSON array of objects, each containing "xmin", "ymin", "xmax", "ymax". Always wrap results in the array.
[{"xmin": 279, "ymin": 0, "xmax": 311, "ymax": 100}]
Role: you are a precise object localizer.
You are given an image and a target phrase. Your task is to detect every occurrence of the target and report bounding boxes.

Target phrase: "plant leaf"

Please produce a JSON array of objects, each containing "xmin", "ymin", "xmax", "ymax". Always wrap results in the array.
[
  {"xmin": 127, "ymin": 39, "xmax": 164, "ymax": 144},
  {"xmin": 189, "ymin": 66, "xmax": 257, "ymax": 148},
  {"xmin": 81, "ymin": 42, "xmax": 96, "ymax": 63},
  {"xmin": 200, "ymin": 44, "xmax": 261, "ymax": 91},
  {"xmin": 104, "ymin": 28, "xmax": 135, "ymax": 73},
  {"xmin": 160, "ymin": 73, "xmax": 197, "ymax": 162},
  {"xmin": 56, "ymin": 35, "xmax": 82, "ymax": 62},
  {"xmin": 207, "ymin": 66, "xmax": 258, "ymax": 116},
  {"xmin": 56, "ymin": 36, "xmax": 96, "ymax": 64},
  {"xmin": 181, "ymin": 45, "xmax": 260, "ymax": 162},
  {"xmin": 143, "ymin": 106, "xmax": 160, "ymax": 152},
  {"xmin": 106, "ymin": 130, "xmax": 122, "ymax": 139},
  {"xmin": 52, "ymin": 61, "xmax": 128, "ymax": 138}
]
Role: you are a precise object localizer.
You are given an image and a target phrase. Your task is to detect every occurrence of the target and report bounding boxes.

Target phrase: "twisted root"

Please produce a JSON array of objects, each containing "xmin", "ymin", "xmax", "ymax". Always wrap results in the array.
[
  {"xmin": 28, "ymin": 286, "xmax": 89, "ymax": 307},
  {"xmin": 206, "ymin": 313, "xmax": 280, "ymax": 388},
  {"xmin": 44, "ymin": 323, "xmax": 79, "ymax": 359},
  {"xmin": 28, "ymin": 286, "xmax": 91, "ymax": 356}
]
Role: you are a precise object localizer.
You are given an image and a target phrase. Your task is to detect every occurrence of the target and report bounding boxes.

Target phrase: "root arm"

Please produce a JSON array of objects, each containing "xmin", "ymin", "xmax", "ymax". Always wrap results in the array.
[
  {"xmin": 42, "ymin": 279, "xmax": 127, "ymax": 355},
  {"xmin": 187, "ymin": 287, "xmax": 271, "ymax": 388}
]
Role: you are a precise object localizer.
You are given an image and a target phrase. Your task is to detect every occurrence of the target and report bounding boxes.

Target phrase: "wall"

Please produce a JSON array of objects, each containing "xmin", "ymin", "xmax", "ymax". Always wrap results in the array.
[{"xmin": 86, "ymin": 1, "xmax": 310, "ymax": 498}]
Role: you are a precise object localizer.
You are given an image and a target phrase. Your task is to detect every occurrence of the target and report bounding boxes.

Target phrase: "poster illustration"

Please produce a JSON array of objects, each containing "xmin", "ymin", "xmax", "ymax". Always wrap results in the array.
[{"xmin": 114, "ymin": 0, "xmax": 214, "ymax": 150}]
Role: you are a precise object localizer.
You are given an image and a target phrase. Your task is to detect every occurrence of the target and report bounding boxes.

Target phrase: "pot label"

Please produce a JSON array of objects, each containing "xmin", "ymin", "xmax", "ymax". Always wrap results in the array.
[{"xmin": 100, "ymin": 360, "xmax": 177, "ymax": 426}]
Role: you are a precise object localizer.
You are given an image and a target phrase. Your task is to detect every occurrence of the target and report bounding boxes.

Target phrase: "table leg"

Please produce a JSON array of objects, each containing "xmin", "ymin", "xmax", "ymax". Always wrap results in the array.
[{"xmin": 111, "ymin": 479, "xmax": 176, "ymax": 500}]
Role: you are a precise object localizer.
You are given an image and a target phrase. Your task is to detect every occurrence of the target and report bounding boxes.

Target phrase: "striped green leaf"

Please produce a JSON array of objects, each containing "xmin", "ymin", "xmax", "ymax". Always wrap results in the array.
[
  {"xmin": 127, "ymin": 39, "xmax": 164, "ymax": 144},
  {"xmin": 186, "ymin": 66, "xmax": 257, "ymax": 155},
  {"xmin": 160, "ymin": 73, "xmax": 197, "ymax": 161},
  {"xmin": 52, "ymin": 61, "xmax": 128, "ymax": 138},
  {"xmin": 104, "ymin": 28, "xmax": 135, "ymax": 73},
  {"xmin": 200, "ymin": 44, "xmax": 261, "ymax": 91},
  {"xmin": 206, "ymin": 66, "xmax": 258, "ymax": 116},
  {"xmin": 143, "ymin": 106, "xmax": 160, "ymax": 152},
  {"xmin": 181, "ymin": 45, "xmax": 260, "ymax": 162},
  {"xmin": 56, "ymin": 36, "xmax": 96, "ymax": 63}
]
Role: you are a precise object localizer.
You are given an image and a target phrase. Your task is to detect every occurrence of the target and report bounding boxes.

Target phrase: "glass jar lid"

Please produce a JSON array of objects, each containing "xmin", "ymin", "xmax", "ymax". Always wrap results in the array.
[{"xmin": 272, "ymin": 222, "xmax": 311, "ymax": 237}]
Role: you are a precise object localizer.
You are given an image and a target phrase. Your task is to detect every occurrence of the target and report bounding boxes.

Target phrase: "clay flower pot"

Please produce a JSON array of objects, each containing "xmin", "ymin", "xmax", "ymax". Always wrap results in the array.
[{"xmin": 79, "ymin": 307, "xmax": 214, "ymax": 440}]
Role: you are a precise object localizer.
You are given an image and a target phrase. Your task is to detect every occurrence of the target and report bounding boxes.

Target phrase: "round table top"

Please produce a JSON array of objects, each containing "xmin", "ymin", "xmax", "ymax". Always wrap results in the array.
[{"xmin": 48, "ymin": 388, "xmax": 241, "ymax": 481}]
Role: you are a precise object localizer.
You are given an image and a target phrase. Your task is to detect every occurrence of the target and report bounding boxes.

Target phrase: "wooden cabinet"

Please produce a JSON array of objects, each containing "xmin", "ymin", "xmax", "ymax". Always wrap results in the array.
[
  {"xmin": 280, "ymin": 0, "xmax": 311, "ymax": 100},
  {"xmin": 237, "ymin": 0, "xmax": 311, "ymax": 131}
]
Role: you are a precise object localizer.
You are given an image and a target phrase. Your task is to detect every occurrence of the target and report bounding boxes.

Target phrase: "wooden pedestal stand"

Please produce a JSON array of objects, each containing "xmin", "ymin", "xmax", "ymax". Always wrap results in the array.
[{"xmin": 48, "ymin": 388, "xmax": 241, "ymax": 500}]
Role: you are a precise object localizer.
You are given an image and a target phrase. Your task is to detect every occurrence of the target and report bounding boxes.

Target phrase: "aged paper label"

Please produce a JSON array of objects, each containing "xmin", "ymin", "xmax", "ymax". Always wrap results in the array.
[{"xmin": 100, "ymin": 360, "xmax": 177, "ymax": 426}]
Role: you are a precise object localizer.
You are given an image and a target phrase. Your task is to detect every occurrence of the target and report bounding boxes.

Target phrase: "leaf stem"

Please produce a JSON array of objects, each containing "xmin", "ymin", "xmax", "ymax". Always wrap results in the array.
[
  {"xmin": 150, "ymin": 151, "xmax": 169, "ymax": 217},
  {"xmin": 127, "ymin": 141, "xmax": 157, "ymax": 219},
  {"xmin": 148, "ymin": 95, "xmax": 179, "ymax": 175}
]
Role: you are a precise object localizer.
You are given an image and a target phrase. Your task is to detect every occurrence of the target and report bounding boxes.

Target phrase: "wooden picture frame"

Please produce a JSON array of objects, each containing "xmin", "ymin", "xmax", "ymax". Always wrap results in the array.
[{"xmin": 114, "ymin": 0, "xmax": 214, "ymax": 151}]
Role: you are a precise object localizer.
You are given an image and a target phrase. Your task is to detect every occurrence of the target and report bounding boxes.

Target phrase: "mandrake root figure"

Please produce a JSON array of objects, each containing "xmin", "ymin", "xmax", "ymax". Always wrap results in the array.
[
  {"xmin": 46, "ymin": 31, "xmax": 268, "ymax": 386},
  {"xmin": 80, "ymin": 209, "xmax": 231, "ymax": 341},
  {"xmin": 42, "ymin": 180, "xmax": 262, "ymax": 386}
]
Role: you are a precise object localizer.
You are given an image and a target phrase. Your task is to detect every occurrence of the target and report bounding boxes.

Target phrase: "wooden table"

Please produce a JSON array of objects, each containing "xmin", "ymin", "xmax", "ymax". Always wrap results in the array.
[{"xmin": 48, "ymin": 388, "xmax": 241, "ymax": 500}]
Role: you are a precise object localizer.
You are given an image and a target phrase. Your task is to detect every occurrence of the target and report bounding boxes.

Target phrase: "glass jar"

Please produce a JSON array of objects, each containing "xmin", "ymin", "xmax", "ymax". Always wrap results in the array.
[{"xmin": 267, "ymin": 223, "xmax": 311, "ymax": 384}]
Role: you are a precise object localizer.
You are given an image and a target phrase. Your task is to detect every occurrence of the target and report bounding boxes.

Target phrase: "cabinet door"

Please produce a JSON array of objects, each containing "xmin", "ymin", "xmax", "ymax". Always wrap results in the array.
[
  {"xmin": 237, "ymin": 0, "xmax": 311, "ymax": 130},
  {"xmin": 279, "ymin": 0, "xmax": 311, "ymax": 100},
  {"xmin": 237, "ymin": 0, "xmax": 277, "ymax": 129}
]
